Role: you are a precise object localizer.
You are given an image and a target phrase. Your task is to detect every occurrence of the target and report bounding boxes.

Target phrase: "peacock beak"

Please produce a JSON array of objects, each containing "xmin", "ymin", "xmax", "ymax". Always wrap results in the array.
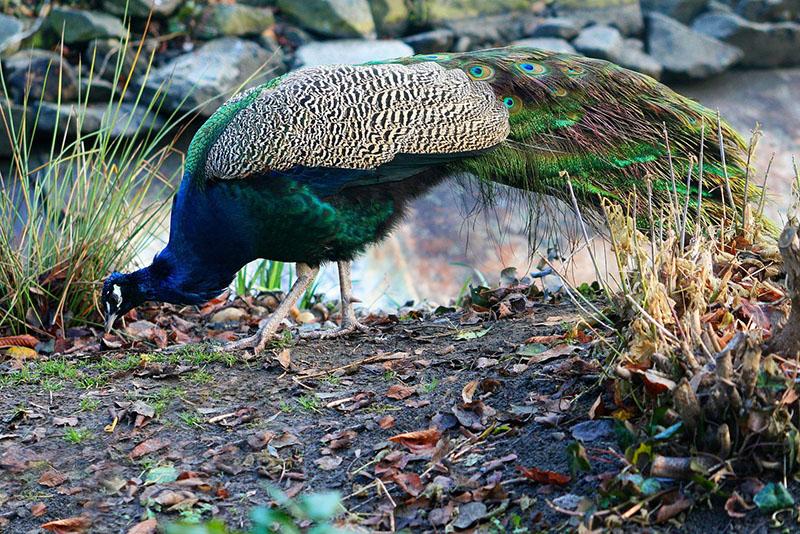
[{"xmin": 104, "ymin": 313, "xmax": 117, "ymax": 334}]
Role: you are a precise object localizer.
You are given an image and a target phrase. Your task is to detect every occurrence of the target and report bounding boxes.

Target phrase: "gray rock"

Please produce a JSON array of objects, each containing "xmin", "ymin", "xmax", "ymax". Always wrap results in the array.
[
  {"xmin": 646, "ymin": 12, "xmax": 743, "ymax": 79},
  {"xmin": 196, "ymin": 4, "xmax": 274, "ymax": 39},
  {"xmin": 84, "ymin": 38, "xmax": 158, "ymax": 84},
  {"xmin": 143, "ymin": 38, "xmax": 274, "ymax": 116},
  {"xmin": 554, "ymin": 0, "xmax": 644, "ymax": 36},
  {"xmin": 526, "ymin": 17, "xmax": 581, "ymax": 40},
  {"xmin": 295, "ymin": 39, "xmax": 412, "ymax": 66},
  {"xmin": 444, "ymin": 12, "xmax": 540, "ymax": 47},
  {"xmin": 613, "ymin": 42, "xmax": 663, "ymax": 79},
  {"xmin": 735, "ymin": 0, "xmax": 800, "ymax": 22},
  {"xmin": 412, "ymin": 0, "xmax": 538, "ymax": 24},
  {"xmin": 47, "ymin": 7, "xmax": 125, "ymax": 43},
  {"xmin": 102, "ymin": 0, "xmax": 182, "ymax": 18},
  {"xmin": 369, "ymin": 0, "xmax": 409, "ymax": 37},
  {"xmin": 0, "ymin": 103, "xmax": 31, "ymax": 156},
  {"xmin": 403, "ymin": 29, "xmax": 455, "ymax": 54},
  {"xmin": 573, "ymin": 24, "xmax": 624, "ymax": 60},
  {"xmin": 79, "ymin": 77, "xmax": 116, "ymax": 103},
  {"xmin": 4, "ymin": 50, "xmax": 78, "ymax": 102},
  {"xmin": 552, "ymin": 494, "xmax": 583, "ymax": 510},
  {"xmin": 693, "ymin": 12, "xmax": 800, "ymax": 67},
  {"xmin": 512, "ymin": 37, "xmax": 577, "ymax": 54},
  {"xmin": 641, "ymin": 0, "xmax": 709, "ymax": 23},
  {"xmin": 276, "ymin": 0, "xmax": 376, "ymax": 38},
  {"xmin": 35, "ymin": 101, "xmax": 164, "ymax": 137},
  {"xmin": 0, "ymin": 14, "xmax": 24, "ymax": 56}
]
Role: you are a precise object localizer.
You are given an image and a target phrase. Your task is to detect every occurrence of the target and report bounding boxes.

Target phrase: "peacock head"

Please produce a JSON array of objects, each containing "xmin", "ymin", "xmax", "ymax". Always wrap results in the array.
[{"xmin": 101, "ymin": 271, "xmax": 149, "ymax": 333}]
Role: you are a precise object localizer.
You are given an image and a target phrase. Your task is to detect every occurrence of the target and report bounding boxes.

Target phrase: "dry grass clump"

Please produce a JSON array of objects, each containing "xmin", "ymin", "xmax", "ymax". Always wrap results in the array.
[{"xmin": 565, "ymin": 147, "xmax": 800, "ymax": 526}]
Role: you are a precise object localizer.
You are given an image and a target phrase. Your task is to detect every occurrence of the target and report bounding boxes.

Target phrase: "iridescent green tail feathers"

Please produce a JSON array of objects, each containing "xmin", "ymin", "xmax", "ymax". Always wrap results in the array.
[{"xmin": 389, "ymin": 47, "xmax": 765, "ymax": 235}]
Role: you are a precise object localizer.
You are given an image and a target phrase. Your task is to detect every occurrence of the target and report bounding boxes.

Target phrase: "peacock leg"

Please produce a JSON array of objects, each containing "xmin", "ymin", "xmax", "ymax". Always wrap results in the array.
[
  {"xmin": 300, "ymin": 260, "xmax": 370, "ymax": 339},
  {"xmin": 221, "ymin": 263, "xmax": 320, "ymax": 354}
]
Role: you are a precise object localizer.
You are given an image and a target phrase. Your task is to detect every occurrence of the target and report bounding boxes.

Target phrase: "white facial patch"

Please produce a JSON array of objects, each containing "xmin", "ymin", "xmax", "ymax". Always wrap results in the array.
[{"xmin": 112, "ymin": 285, "xmax": 123, "ymax": 305}]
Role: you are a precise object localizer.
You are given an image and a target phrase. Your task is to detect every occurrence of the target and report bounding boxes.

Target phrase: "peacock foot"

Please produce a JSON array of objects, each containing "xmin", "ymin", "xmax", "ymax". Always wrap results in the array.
[
  {"xmin": 299, "ymin": 318, "xmax": 371, "ymax": 340},
  {"xmin": 216, "ymin": 319, "xmax": 283, "ymax": 355}
]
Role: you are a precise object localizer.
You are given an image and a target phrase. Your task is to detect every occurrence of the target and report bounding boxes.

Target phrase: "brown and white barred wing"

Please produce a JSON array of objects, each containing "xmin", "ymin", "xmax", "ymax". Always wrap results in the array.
[{"xmin": 204, "ymin": 62, "xmax": 510, "ymax": 180}]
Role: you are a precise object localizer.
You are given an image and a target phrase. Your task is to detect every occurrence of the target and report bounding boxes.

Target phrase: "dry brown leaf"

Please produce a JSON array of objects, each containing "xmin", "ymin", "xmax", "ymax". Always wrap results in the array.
[
  {"xmin": 378, "ymin": 415, "xmax": 395, "ymax": 429},
  {"xmin": 0, "ymin": 335, "xmax": 39, "ymax": 348},
  {"xmin": 529, "ymin": 344, "xmax": 578, "ymax": 364},
  {"xmin": 31, "ymin": 502, "xmax": 47, "ymax": 517},
  {"xmin": 655, "ymin": 497, "xmax": 693, "ymax": 523},
  {"xmin": 388, "ymin": 428, "xmax": 441, "ymax": 452},
  {"xmin": 516, "ymin": 466, "xmax": 571, "ymax": 486},
  {"xmin": 724, "ymin": 492, "xmax": 753, "ymax": 518},
  {"xmin": 126, "ymin": 519, "xmax": 158, "ymax": 534},
  {"xmin": 39, "ymin": 469, "xmax": 68, "ymax": 487},
  {"xmin": 462, "ymin": 380, "xmax": 478, "ymax": 404},
  {"xmin": 276, "ymin": 348, "xmax": 291, "ymax": 369},
  {"xmin": 130, "ymin": 437, "xmax": 168, "ymax": 459},
  {"xmin": 392, "ymin": 471, "xmax": 423, "ymax": 496},
  {"xmin": 41, "ymin": 516, "xmax": 92, "ymax": 534},
  {"xmin": 386, "ymin": 384, "xmax": 415, "ymax": 400}
]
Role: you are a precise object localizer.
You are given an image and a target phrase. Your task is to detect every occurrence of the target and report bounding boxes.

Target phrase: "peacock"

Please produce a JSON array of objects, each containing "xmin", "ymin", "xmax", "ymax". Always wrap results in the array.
[{"xmin": 102, "ymin": 46, "xmax": 756, "ymax": 353}]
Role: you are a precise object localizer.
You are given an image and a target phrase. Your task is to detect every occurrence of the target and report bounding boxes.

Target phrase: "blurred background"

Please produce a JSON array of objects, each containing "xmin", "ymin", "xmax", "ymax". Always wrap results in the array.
[{"xmin": 2, "ymin": 0, "xmax": 798, "ymax": 309}]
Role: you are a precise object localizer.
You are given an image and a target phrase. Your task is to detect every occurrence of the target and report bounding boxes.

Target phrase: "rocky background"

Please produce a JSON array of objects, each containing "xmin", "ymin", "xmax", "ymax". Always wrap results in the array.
[
  {"xmin": 2, "ymin": 0, "xmax": 798, "ymax": 305},
  {"xmin": 1, "ymin": 0, "xmax": 798, "ymax": 138}
]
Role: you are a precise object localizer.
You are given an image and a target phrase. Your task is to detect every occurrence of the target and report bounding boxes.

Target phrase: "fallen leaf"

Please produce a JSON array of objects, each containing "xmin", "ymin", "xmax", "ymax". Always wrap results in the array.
[
  {"xmin": 655, "ymin": 497, "xmax": 693, "ymax": 523},
  {"xmin": 276, "ymin": 348, "xmax": 291, "ymax": 369},
  {"xmin": 0, "ymin": 334, "xmax": 39, "ymax": 348},
  {"xmin": 386, "ymin": 384, "xmax": 415, "ymax": 400},
  {"xmin": 725, "ymin": 492, "xmax": 753, "ymax": 518},
  {"xmin": 5, "ymin": 346, "xmax": 37, "ymax": 359},
  {"xmin": 126, "ymin": 519, "xmax": 157, "ymax": 534},
  {"xmin": 476, "ymin": 357, "xmax": 498, "ymax": 368},
  {"xmin": 570, "ymin": 420, "xmax": 614, "ymax": 442},
  {"xmin": 378, "ymin": 415, "xmax": 395, "ymax": 429},
  {"xmin": 315, "ymin": 455, "xmax": 343, "ymax": 470},
  {"xmin": 525, "ymin": 344, "xmax": 579, "ymax": 364},
  {"xmin": 517, "ymin": 466, "xmax": 571, "ymax": 485},
  {"xmin": 455, "ymin": 328, "xmax": 490, "ymax": 340},
  {"xmin": 39, "ymin": 469, "xmax": 68, "ymax": 487},
  {"xmin": 392, "ymin": 472, "xmax": 423, "ymax": 496},
  {"xmin": 130, "ymin": 437, "xmax": 168, "ymax": 459},
  {"xmin": 462, "ymin": 380, "xmax": 478, "ymax": 404},
  {"xmin": 41, "ymin": 516, "xmax": 92, "ymax": 534},
  {"xmin": 31, "ymin": 502, "xmax": 47, "ymax": 517},
  {"xmin": 389, "ymin": 428, "xmax": 441, "ymax": 453},
  {"xmin": 453, "ymin": 502, "xmax": 487, "ymax": 529},
  {"xmin": 53, "ymin": 416, "xmax": 78, "ymax": 427}
]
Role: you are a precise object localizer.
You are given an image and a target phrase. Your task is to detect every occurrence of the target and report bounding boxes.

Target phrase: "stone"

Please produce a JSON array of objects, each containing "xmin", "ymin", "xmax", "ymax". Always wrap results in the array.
[
  {"xmin": 553, "ymin": 0, "xmax": 643, "ymax": 36},
  {"xmin": 143, "ymin": 37, "xmax": 275, "ymax": 116},
  {"xmin": 369, "ymin": 0, "xmax": 409, "ymax": 37},
  {"xmin": 0, "ymin": 103, "xmax": 31, "ymax": 156},
  {"xmin": 84, "ymin": 38, "xmax": 158, "ymax": 83},
  {"xmin": 641, "ymin": 0, "xmax": 709, "ymax": 23},
  {"xmin": 572, "ymin": 24, "xmax": 624, "ymax": 60},
  {"xmin": 612, "ymin": 41, "xmax": 663, "ymax": 79},
  {"xmin": 294, "ymin": 39, "xmax": 412, "ymax": 67},
  {"xmin": 453, "ymin": 502, "xmax": 487, "ymax": 530},
  {"xmin": 210, "ymin": 307, "xmax": 247, "ymax": 324},
  {"xmin": 570, "ymin": 419, "xmax": 615, "ymax": 442},
  {"xmin": 444, "ymin": 12, "xmax": 540, "ymax": 47},
  {"xmin": 402, "ymin": 29, "xmax": 456, "ymax": 54},
  {"xmin": 276, "ymin": 0, "xmax": 376, "ymax": 38},
  {"xmin": 4, "ymin": 50, "xmax": 78, "ymax": 102},
  {"xmin": 47, "ymin": 7, "xmax": 125, "ymax": 43},
  {"xmin": 693, "ymin": 12, "xmax": 800, "ymax": 67},
  {"xmin": 195, "ymin": 4, "xmax": 275, "ymax": 39},
  {"xmin": 526, "ymin": 17, "xmax": 581, "ymax": 39},
  {"xmin": 79, "ymin": 77, "xmax": 115, "ymax": 103},
  {"xmin": 411, "ymin": 0, "xmax": 536, "ymax": 24},
  {"xmin": 735, "ymin": 0, "xmax": 800, "ymax": 22},
  {"xmin": 512, "ymin": 37, "xmax": 577, "ymax": 54},
  {"xmin": 0, "ymin": 14, "xmax": 24, "ymax": 56},
  {"xmin": 34, "ymin": 101, "xmax": 164, "ymax": 137},
  {"xmin": 646, "ymin": 12, "xmax": 743, "ymax": 79},
  {"xmin": 102, "ymin": 0, "xmax": 182, "ymax": 18}
]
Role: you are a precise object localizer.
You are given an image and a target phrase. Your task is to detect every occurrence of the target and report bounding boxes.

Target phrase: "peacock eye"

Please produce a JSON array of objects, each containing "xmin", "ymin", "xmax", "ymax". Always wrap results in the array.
[
  {"xmin": 502, "ymin": 95, "xmax": 522, "ymax": 114},
  {"xmin": 466, "ymin": 63, "xmax": 494, "ymax": 81},
  {"xmin": 515, "ymin": 62, "xmax": 548, "ymax": 76},
  {"xmin": 503, "ymin": 97, "xmax": 514, "ymax": 107}
]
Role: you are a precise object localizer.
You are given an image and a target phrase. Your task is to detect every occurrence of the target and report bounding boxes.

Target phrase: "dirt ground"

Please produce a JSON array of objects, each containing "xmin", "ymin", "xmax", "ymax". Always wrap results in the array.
[{"xmin": 0, "ymin": 301, "xmax": 788, "ymax": 533}]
